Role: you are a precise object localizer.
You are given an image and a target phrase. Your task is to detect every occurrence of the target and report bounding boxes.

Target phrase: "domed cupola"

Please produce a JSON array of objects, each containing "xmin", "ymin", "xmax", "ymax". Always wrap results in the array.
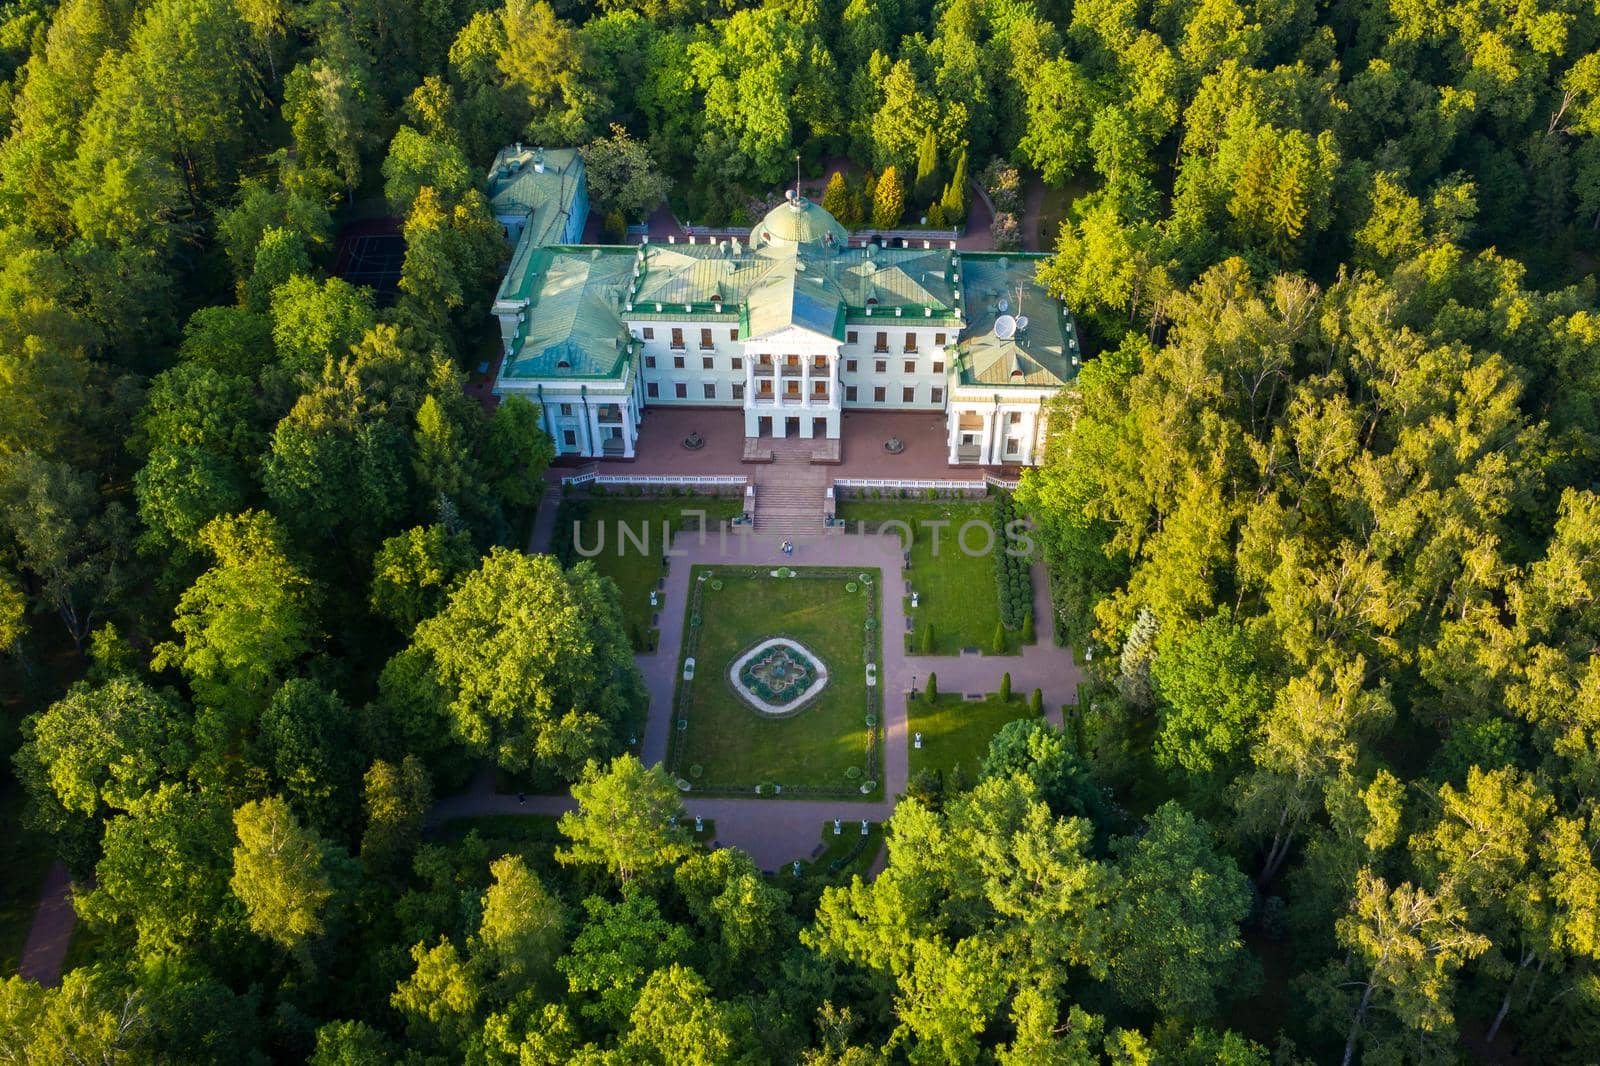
[{"xmin": 749, "ymin": 190, "xmax": 849, "ymax": 251}]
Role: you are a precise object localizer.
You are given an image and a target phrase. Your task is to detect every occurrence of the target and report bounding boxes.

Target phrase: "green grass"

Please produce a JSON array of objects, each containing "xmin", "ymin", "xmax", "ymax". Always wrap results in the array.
[
  {"xmin": 811, "ymin": 822, "xmax": 884, "ymax": 880},
  {"xmin": 907, "ymin": 693, "xmax": 1040, "ymax": 783},
  {"xmin": 1032, "ymin": 174, "xmax": 1093, "ymax": 250},
  {"xmin": 562, "ymin": 496, "xmax": 741, "ymax": 650},
  {"xmin": 836, "ymin": 499, "xmax": 1026, "ymax": 655},
  {"xmin": 672, "ymin": 566, "xmax": 880, "ymax": 793}
]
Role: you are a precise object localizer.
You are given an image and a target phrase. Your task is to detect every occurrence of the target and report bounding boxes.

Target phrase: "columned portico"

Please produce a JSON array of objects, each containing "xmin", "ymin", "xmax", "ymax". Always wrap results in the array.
[{"xmin": 741, "ymin": 326, "xmax": 842, "ymax": 441}]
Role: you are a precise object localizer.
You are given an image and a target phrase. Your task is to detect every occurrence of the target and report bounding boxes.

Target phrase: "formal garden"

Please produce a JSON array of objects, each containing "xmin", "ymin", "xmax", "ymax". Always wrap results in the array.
[
  {"xmin": 667, "ymin": 566, "xmax": 882, "ymax": 797},
  {"xmin": 552, "ymin": 493, "xmax": 742, "ymax": 651},
  {"xmin": 835, "ymin": 493, "xmax": 1035, "ymax": 655}
]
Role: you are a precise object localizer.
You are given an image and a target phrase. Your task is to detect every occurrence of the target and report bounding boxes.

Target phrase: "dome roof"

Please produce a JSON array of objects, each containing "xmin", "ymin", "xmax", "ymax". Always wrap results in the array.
[{"xmin": 750, "ymin": 195, "xmax": 848, "ymax": 251}]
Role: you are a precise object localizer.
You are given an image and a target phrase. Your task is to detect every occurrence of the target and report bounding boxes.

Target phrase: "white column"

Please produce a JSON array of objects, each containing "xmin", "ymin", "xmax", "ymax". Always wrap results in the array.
[
  {"xmin": 947, "ymin": 409, "xmax": 961, "ymax": 464},
  {"xmin": 623, "ymin": 398, "xmax": 637, "ymax": 458},
  {"xmin": 587, "ymin": 403, "xmax": 602, "ymax": 459}
]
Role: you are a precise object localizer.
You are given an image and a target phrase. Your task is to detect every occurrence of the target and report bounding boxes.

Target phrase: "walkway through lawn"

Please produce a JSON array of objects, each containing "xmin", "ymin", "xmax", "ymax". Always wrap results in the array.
[{"xmin": 431, "ymin": 526, "xmax": 1082, "ymax": 871}]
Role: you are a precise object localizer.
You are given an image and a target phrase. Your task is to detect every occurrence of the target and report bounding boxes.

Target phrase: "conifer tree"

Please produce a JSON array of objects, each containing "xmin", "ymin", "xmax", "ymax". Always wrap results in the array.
[
  {"xmin": 822, "ymin": 171, "xmax": 851, "ymax": 223},
  {"xmin": 940, "ymin": 150, "xmax": 967, "ymax": 225},
  {"xmin": 913, "ymin": 129, "xmax": 939, "ymax": 207},
  {"xmin": 872, "ymin": 166, "xmax": 903, "ymax": 228}
]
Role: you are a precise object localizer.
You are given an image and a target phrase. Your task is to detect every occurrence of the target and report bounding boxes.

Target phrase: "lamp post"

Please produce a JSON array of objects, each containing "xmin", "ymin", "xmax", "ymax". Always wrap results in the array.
[{"xmin": 911, "ymin": 673, "xmax": 917, "ymax": 701}]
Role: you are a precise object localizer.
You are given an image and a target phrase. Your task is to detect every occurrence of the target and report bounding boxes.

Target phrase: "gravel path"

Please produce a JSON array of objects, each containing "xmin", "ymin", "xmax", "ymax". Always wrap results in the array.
[{"xmin": 430, "ymin": 528, "xmax": 1081, "ymax": 871}]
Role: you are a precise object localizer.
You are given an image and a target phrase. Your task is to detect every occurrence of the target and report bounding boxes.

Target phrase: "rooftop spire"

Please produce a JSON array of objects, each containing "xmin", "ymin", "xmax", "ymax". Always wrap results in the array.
[{"xmin": 794, "ymin": 153, "xmax": 802, "ymax": 205}]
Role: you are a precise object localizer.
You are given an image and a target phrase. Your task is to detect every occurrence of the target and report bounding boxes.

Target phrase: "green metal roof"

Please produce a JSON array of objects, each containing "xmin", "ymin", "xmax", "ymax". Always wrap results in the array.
[
  {"xmin": 499, "ymin": 246, "xmax": 636, "ymax": 380},
  {"xmin": 487, "ymin": 146, "xmax": 584, "ymax": 247},
  {"xmin": 953, "ymin": 254, "xmax": 1080, "ymax": 388},
  {"xmin": 492, "ymin": 191, "xmax": 1079, "ymax": 389},
  {"xmin": 749, "ymin": 196, "xmax": 849, "ymax": 250}
]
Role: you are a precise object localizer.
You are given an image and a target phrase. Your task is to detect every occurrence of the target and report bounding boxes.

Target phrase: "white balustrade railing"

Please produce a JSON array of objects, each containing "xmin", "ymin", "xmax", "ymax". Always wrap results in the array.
[{"xmin": 561, "ymin": 472, "xmax": 748, "ymax": 489}]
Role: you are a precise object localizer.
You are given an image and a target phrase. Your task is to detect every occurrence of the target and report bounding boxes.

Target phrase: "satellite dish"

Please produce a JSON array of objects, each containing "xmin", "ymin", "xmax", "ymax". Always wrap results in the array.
[
  {"xmin": 994, "ymin": 314, "xmax": 1017, "ymax": 340},
  {"xmin": 997, "ymin": 297, "xmax": 1011, "ymax": 313},
  {"xmin": 1015, "ymin": 315, "xmax": 1029, "ymax": 332}
]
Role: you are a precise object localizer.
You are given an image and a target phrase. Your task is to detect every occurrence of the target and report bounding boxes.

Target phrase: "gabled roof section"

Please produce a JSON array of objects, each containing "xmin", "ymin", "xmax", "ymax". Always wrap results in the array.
[
  {"xmin": 487, "ymin": 146, "xmax": 585, "ymax": 247},
  {"xmin": 954, "ymin": 254, "xmax": 1081, "ymax": 388},
  {"xmin": 500, "ymin": 247, "xmax": 636, "ymax": 381}
]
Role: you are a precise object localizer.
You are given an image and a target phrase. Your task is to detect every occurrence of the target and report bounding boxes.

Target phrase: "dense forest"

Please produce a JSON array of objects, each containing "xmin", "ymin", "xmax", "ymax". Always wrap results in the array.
[{"xmin": 0, "ymin": 0, "xmax": 1598, "ymax": 1061}]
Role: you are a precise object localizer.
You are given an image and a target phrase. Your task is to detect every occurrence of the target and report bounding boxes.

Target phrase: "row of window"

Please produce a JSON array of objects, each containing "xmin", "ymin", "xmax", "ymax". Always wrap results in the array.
[
  {"xmin": 641, "ymin": 327, "xmax": 738, "ymax": 349},
  {"xmin": 640, "ymin": 381, "xmax": 947, "ymax": 404},
  {"xmin": 647, "ymin": 353, "xmax": 744, "ymax": 371},
  {"xmin": 642, "ymin": 353, "xmax": 948, "ymax": 375},
  {"xmin": 637, "ymin": 325, "xmax": 950, "ymax": 355},
  {"xmin": 844, "ymin": 330, "xmax": 948, "ymax": 353}
]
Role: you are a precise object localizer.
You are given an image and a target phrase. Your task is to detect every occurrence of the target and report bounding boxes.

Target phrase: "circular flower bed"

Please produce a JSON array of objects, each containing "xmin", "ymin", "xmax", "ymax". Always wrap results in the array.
[
  {"xmin": 845, "ymin": 581, "xmax": 858, "ymax": 592},
  {"xmin": 728, "ymin": 638, "xmax": 830, "ymax": 715}
]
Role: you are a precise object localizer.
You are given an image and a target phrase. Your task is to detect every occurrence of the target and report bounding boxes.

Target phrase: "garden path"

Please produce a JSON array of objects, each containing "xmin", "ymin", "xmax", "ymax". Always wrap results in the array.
[
  {"xmin": 17, "ymin": 861, "xmax": 74, "ymax": 987},
  {"xmin": 431, "ymin": 529, "xmax": 1081, "ymax": 871}
]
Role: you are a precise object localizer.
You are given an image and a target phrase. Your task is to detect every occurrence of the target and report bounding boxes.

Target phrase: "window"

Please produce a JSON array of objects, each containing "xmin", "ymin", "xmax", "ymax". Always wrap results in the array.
[
  {"xmin": 933, "ymin": 360, "xmax": 944, "ymax": 374},
  {"xmin": 903, "ymin": 386, "xmax": 915, "ymax": 403},
  {"xmin": 559, "ymin": 403, "xmax": 573, "ymax": 416},
  {"xmin": 674, "ymin": 383, "xmax": 687, "ymax": 399},
  {"xmin": 642, "ymin": 327, "xmax": 654, "ymax": 340},
  {"xmin": 646, "ymin": 382, "xmax": 659, "ymax": 398},
  {"xmin": 700, "ymin": 328, "xmax": 713, "ymax": 349},
  {"xmin": 875, "ymin": 359, "xmax": 887, "ymax": 374},
  {"xmin": 733, "ymin": 383, "xmax": 744, "ymax": 400},
  {"xmin": 846, "ymin": 385, "xmax": 858, "ymax": 402},
  {"xmin": 673, "ymin": 355, "xmax": 685, "ymax": 369},
  {"xmin": 874, "ymin": 331, "xmax": 888, "ymax": 352},
  {"xmin": 702, "ymin": 356, "xmax": 713, "ymax": 370},
  {"xmin": 703, "ymin": 383, "xmax": 716, "ymax": 399},
  {"xmin": 935, "ymin": 332, "xmax": 946, "ymax": 346},
  {"xmin": 563, "ymin": 429, "xmax": 576, "ymax": 447},
  {"xmin": 904, "ymin": 332, "xmax": 917, "ymax": 352},
  {"xmin": 847, "ymin": 330, "xmax": 858, "ymax": 344},
  {"xmin": 903, "ymin": 360, "xmax": 916, "ymax": 374},
  {"xmin": 1006, "ymin": 437, "xmax": 1020, "ymax": 454},
  {"xmin": 645, "ymin": 355, "xmax": 656, "ymax": 368},
  {"xmin": 732, "ymin": 357, "xmax": 742, "ymax": 370},
  {"xmin": 931, "ymin": 387, "xmax": 944, "ymax": 404},
  {"xmin": 873, "ymin": 386, "xmax": 886, "ymax": 402},
  {"xmin": 845, "ymin": 359, "xmax": 857, "ymax": 373},
  {"xmin": 1009, "ymin": 411, "xmax": 1023, "ymax": 425},
  {"xmin": 730, "ymin": 328, "xmax": 739, "ymax": 341},
  {"xmin": 670, "ymin": 327, "xmax": 684, "ymax": 349}
]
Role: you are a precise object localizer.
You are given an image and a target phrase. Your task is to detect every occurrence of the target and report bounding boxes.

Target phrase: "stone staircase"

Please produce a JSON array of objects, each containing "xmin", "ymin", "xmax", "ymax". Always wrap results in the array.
[{"xmin": 752, "ymin": 440, "xmax": 830, "ymax": 537}]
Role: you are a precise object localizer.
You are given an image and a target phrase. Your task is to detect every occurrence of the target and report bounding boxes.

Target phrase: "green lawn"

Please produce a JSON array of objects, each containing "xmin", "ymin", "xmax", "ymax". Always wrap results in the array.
[
  {"xmin": 1032, "ymin": 174, "xmax": 1093, "ymax": 250},
  {"xmin": 797, "ymin": 822, "xmax": 884, "ymax": 882},
  {"xmin": 836, "ymin": 499, "xmax": 1027, "ymax": 655},
  {"xmin": 558, "ymin": 495, "xmax": 742, "ymax": 650},
  {"xmin": 671, "ymin": 566, "xmax": 880, "ymax": 794},
  {"xmin": 907, "ymin": 693, "xmax": 1041, "ymax": 784}
]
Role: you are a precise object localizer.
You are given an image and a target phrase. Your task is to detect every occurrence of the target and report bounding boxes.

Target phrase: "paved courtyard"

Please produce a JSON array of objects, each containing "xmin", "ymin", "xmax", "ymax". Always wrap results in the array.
[{"xmin": 432, "ymin": 526, "xmax": 1082, "ymax": 871}]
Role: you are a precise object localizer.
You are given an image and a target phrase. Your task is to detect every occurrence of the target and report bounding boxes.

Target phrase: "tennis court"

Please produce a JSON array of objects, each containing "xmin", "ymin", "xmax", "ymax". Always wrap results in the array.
[{"xmin": 332, "ymin": 220, "xmax": 405, "ymax": 305}]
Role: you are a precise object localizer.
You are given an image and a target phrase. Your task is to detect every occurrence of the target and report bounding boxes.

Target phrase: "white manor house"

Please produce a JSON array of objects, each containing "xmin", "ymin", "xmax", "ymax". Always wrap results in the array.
[{"xmin": 486, "ymin": 146, "xmax": 1083, "ymax": 467}]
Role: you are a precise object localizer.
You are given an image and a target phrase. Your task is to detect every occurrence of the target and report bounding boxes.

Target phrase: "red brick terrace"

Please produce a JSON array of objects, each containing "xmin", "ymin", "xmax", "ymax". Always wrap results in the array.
[{"xmin": 550, "ymin": 407, "xmax": 1023, "ymax": 481}]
